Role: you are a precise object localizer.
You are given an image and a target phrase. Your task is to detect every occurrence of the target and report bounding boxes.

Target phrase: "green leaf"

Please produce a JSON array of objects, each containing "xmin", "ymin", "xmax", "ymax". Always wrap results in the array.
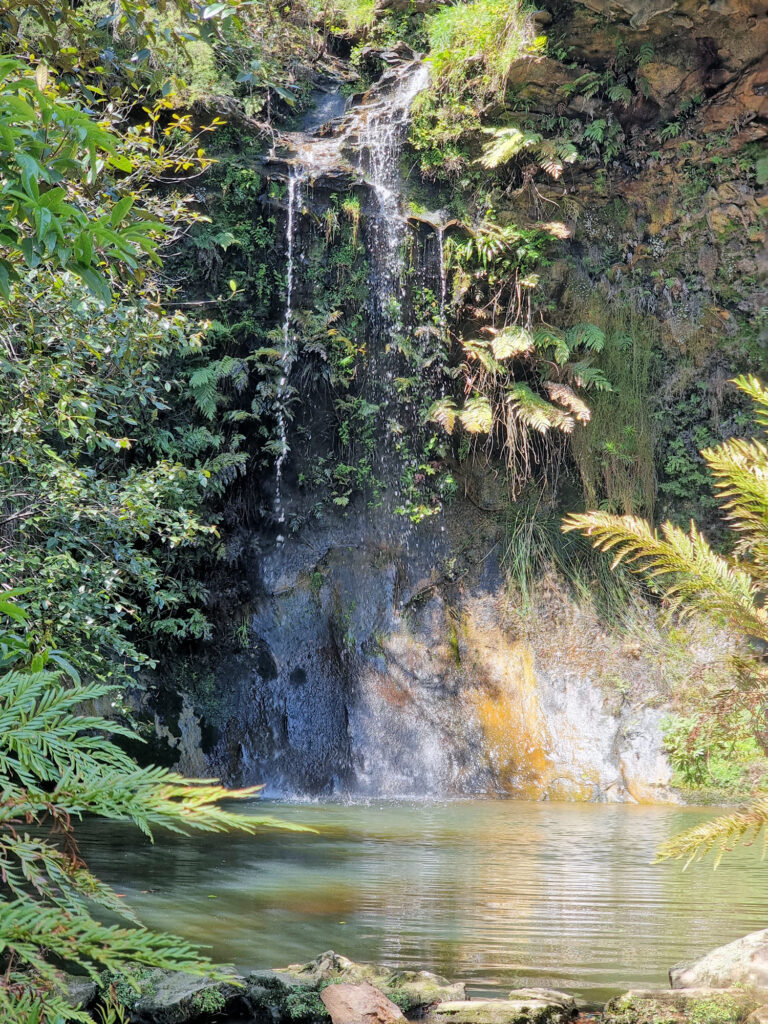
[{"xmin": 110, "ymin": 196, "xmax": 134, "ymax": 227}]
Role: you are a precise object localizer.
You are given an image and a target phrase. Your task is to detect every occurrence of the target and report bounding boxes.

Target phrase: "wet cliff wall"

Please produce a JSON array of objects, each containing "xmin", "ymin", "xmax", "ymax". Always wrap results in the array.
[{"xmin": 140, "ymin": 0, "xmax": 767, "ymax": 801}]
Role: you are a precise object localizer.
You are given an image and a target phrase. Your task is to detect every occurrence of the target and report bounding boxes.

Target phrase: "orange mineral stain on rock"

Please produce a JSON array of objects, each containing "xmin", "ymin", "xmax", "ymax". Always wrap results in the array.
[{"xmin": 461, "ymin": 604, "xmax": 553, "ymax": 797}]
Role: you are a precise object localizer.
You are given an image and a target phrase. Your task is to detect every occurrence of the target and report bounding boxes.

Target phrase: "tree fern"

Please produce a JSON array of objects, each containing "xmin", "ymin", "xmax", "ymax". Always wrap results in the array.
[
  {"xmin": 565, "ymin": 376, "xmax": 768, "ymax": 863},
  {"xmin": 655, "ymin": 798, "xmax": 768, "ymax": 867}
]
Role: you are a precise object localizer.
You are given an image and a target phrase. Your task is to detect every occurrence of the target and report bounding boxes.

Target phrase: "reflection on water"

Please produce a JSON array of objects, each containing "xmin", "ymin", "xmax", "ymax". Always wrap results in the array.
[{"xmin": 78, "ymin": 800, "xmax": 768, "ymax": 1003}]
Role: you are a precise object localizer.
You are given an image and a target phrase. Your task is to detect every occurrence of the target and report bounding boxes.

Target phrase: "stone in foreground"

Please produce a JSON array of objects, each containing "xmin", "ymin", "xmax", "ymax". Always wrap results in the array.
[
  {"xmin": 604, "ymin": 987, "xmax": 761, "ymax": 1023},
  {"xmin": 745, "ymin": 1008, "xmax": 768, "ymax": 1023},
  {"xmin": 127, "ymin": 968, "xmax": 241, "ymax": 1024},
  {"xmin": 670, "ymin": 929, "xmax": 768, "ymax": 991},
  {"xmin": 272, "ymin": 951, "xmax": 465, "ymax": 1012},
  {"xmin": 431, "ymin": 990, "xmax": 575, "ymax": 1024},
  {"xmin": 321, "ymin": 981, "xmax": 406, "ymax": 1024},
  {"xmin": 60, "ymin": 972, "xmax": 98, "ymax": 1010}
]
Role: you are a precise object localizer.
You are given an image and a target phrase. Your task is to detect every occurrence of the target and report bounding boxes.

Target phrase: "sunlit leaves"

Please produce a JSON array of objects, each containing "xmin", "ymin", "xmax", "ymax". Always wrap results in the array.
[
  {"xmin": 508, "ymin": 382, "xmax": 574, "ymax": 434},
  {"xmin": 478, "ymin": 125, "xmax": 578, "ymax": 179},
  {"xmin": 491, "ymin": 325, "xmax": 533, "ymax": 360},
  {"xmin": 428, "ymin": 397, "xmax": 457, "ymax": 433},
  {"xmin": 0, "ymin": 58, "xmax": 163, "ymax": 299},
  {"xmin": 458, "ymin": 396, "xmax": 493, "ymax": 434}
]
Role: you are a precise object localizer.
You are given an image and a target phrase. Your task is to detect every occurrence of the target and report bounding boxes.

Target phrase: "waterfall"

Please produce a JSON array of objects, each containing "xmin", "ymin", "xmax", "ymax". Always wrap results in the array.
[
  {"xmin": 437, "ymin": 225, "xmax": 448, "ymax": 397},
  {"xmin": 358, "ymin": 63, "xmax": 430, "ymax": 337},
  {"xmin": 274, "ymin": 170, "xmax": 303, "ymax": 537},
  {"xmin": 268, "ymin": 58, "xmax": 430, "ymax": 519},
  {"xmin": 437, "ymin": 226, "xmax": 447, "ymax": 332}
]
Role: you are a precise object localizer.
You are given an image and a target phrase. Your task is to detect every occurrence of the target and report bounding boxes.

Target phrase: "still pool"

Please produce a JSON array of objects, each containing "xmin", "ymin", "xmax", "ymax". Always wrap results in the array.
[{"xmin": 79, "ymin": 800, "xmax": 768, "ymax": 1004}]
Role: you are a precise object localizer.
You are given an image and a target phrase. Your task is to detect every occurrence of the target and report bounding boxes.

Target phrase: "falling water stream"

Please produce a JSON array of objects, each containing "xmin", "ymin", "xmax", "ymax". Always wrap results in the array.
[
  {"xmin": 357, "ymin": 62, "xmax": 430, "ymax": 336},
  {"xmin": 274, "ymin": 171, "xmax": 303, "ymax": 534},
  {"xmin": 437, "ymin": 225, "xmax": 447, "ymax": 334},
  {"xmin": 271, "ymin": 59, "xmax": 431, "ymax": 520}
]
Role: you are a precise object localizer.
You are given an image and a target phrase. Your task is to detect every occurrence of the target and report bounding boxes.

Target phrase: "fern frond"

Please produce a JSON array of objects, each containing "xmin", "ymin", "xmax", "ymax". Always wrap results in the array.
[
  {"xmin": 478, "ymin": 126, "xmax": 541, "ymax": 169},
  {"xmin": 544, "ymin": 381, "xmax": 591, "ymax": 423},
  {"xmin": 491, "ymin": 325, "xmax": 534, "ymax": 360},
  {"xmin": 565, "ymin": 322, "xmax": 606, "ymax": 352},
  {"xmin": 189, "ymin": 357, "xmax": 249, "ymax": 420},
  {"xmin": 608, "ymin": 83, "xmax": 632, "ymax": 105},
  {"xmin": 508, "ymin": 383, "xmax": 574, "ymax": 434},
  {"xmin": 533, "ymin": 327, "xmax": 570, "ymax": 365},
  {"xmin": 733, "ymin": 375, "xmax": 768, "ymax": 430},
  {"xmin": 583, "ymin": 118, "xmax": 607, "ymax": 143},
  {"xmin": 562, "ymin": 512, "xmax": 768, "ymax": 640},
  {"xmin": 428, "ymin": 398, "xmax": 457, "ymax": 434},
  {"xmin": 704, "ymin": 436, "xmax": 768, "ymax": 555},
  {"xmin": 458, "ymin": 396, "xmax": 493, "ymax": 434},
  {"xmin": 568, "ymin": 361, "xmax": 613, "ymax": 392},
  {"xmin": 655, "ymin": 797, "xmax": 768, "ymax": 867},
  {"xmin": 461, "ymin": 337, "xmax": 503, "ymax": 374}
]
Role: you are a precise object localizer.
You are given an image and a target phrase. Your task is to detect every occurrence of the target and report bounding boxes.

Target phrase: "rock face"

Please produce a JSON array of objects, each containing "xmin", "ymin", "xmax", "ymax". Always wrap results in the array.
[
  {"xmin": 432, "ymin": 990, "xmax": 575, "ymax": 1024},
  {"xmin": 60, "ymin": 972, "xmax": 98, "ymax": 1010},
  {"xmin": 321, "ymin": 982, "xmax": 406, "ymax": 1024},
  {"xmin": 190, "ymin": 513, "xmax": 689, "ymax": 800},
  {"xmin": 670, "ymin": 928, "xmax": 768, "ymax": 990}
]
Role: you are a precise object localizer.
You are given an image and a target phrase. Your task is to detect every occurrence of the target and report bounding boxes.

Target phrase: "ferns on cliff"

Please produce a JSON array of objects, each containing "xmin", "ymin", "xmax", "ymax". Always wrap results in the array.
[{"xmin": 479, "ymin": 126, "xmax": 578, "ymax": 180}]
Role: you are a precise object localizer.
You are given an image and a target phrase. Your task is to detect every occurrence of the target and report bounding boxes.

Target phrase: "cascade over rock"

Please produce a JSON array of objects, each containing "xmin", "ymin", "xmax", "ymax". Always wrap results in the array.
[{"xmin": 152, "ymin": 0, "xmax": 765, "ymax": 802}]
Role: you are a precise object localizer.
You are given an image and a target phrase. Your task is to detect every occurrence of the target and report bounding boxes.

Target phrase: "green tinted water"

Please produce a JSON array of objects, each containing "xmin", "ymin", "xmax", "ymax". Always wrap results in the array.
[{"xmin": 80, "ymin": 800, "xmax": 768, "ymax": 1004}]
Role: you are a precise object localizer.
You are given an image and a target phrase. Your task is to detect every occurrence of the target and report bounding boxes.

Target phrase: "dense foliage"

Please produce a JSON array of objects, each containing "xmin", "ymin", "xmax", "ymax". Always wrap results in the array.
[
  {"xmin": 0, "ymin": 0, "xmax": 765, "ymax": 1012},
  {"xmin": 0, "ymin": 1, "xmax": 317, "ymax": 1019}
]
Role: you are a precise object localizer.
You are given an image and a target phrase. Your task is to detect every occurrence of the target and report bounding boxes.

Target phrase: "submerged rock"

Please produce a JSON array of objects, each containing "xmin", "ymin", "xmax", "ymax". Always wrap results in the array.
[
  {"xmin": 321, "ymin": 981, "xmax": 406, "ymax": 1024},
  {"xmin": 670, "ymin": 929, "xmax": 768, "ymax": 990},
  {"xmin": 431, "ymin": 991, "xmax": 575, "ymax": 1024}
]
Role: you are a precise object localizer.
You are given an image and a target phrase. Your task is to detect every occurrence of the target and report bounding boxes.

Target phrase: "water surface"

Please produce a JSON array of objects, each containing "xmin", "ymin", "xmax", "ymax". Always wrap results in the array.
[{"xmin": 80, "ymin": 800, "xmax": 768, "ymax": 1004}]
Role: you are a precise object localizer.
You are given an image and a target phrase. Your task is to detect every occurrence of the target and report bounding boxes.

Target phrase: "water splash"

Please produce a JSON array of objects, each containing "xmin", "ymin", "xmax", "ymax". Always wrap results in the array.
[{"xmin": 274, "ymin": 171, "xmax": 303, "ymax": 537}]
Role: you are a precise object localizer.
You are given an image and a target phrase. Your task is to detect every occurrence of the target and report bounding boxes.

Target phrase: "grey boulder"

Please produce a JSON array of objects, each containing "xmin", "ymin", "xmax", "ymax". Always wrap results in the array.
[{"xmin": 670, "ymin": 929, "xmax": 768, "ymax": 990}]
